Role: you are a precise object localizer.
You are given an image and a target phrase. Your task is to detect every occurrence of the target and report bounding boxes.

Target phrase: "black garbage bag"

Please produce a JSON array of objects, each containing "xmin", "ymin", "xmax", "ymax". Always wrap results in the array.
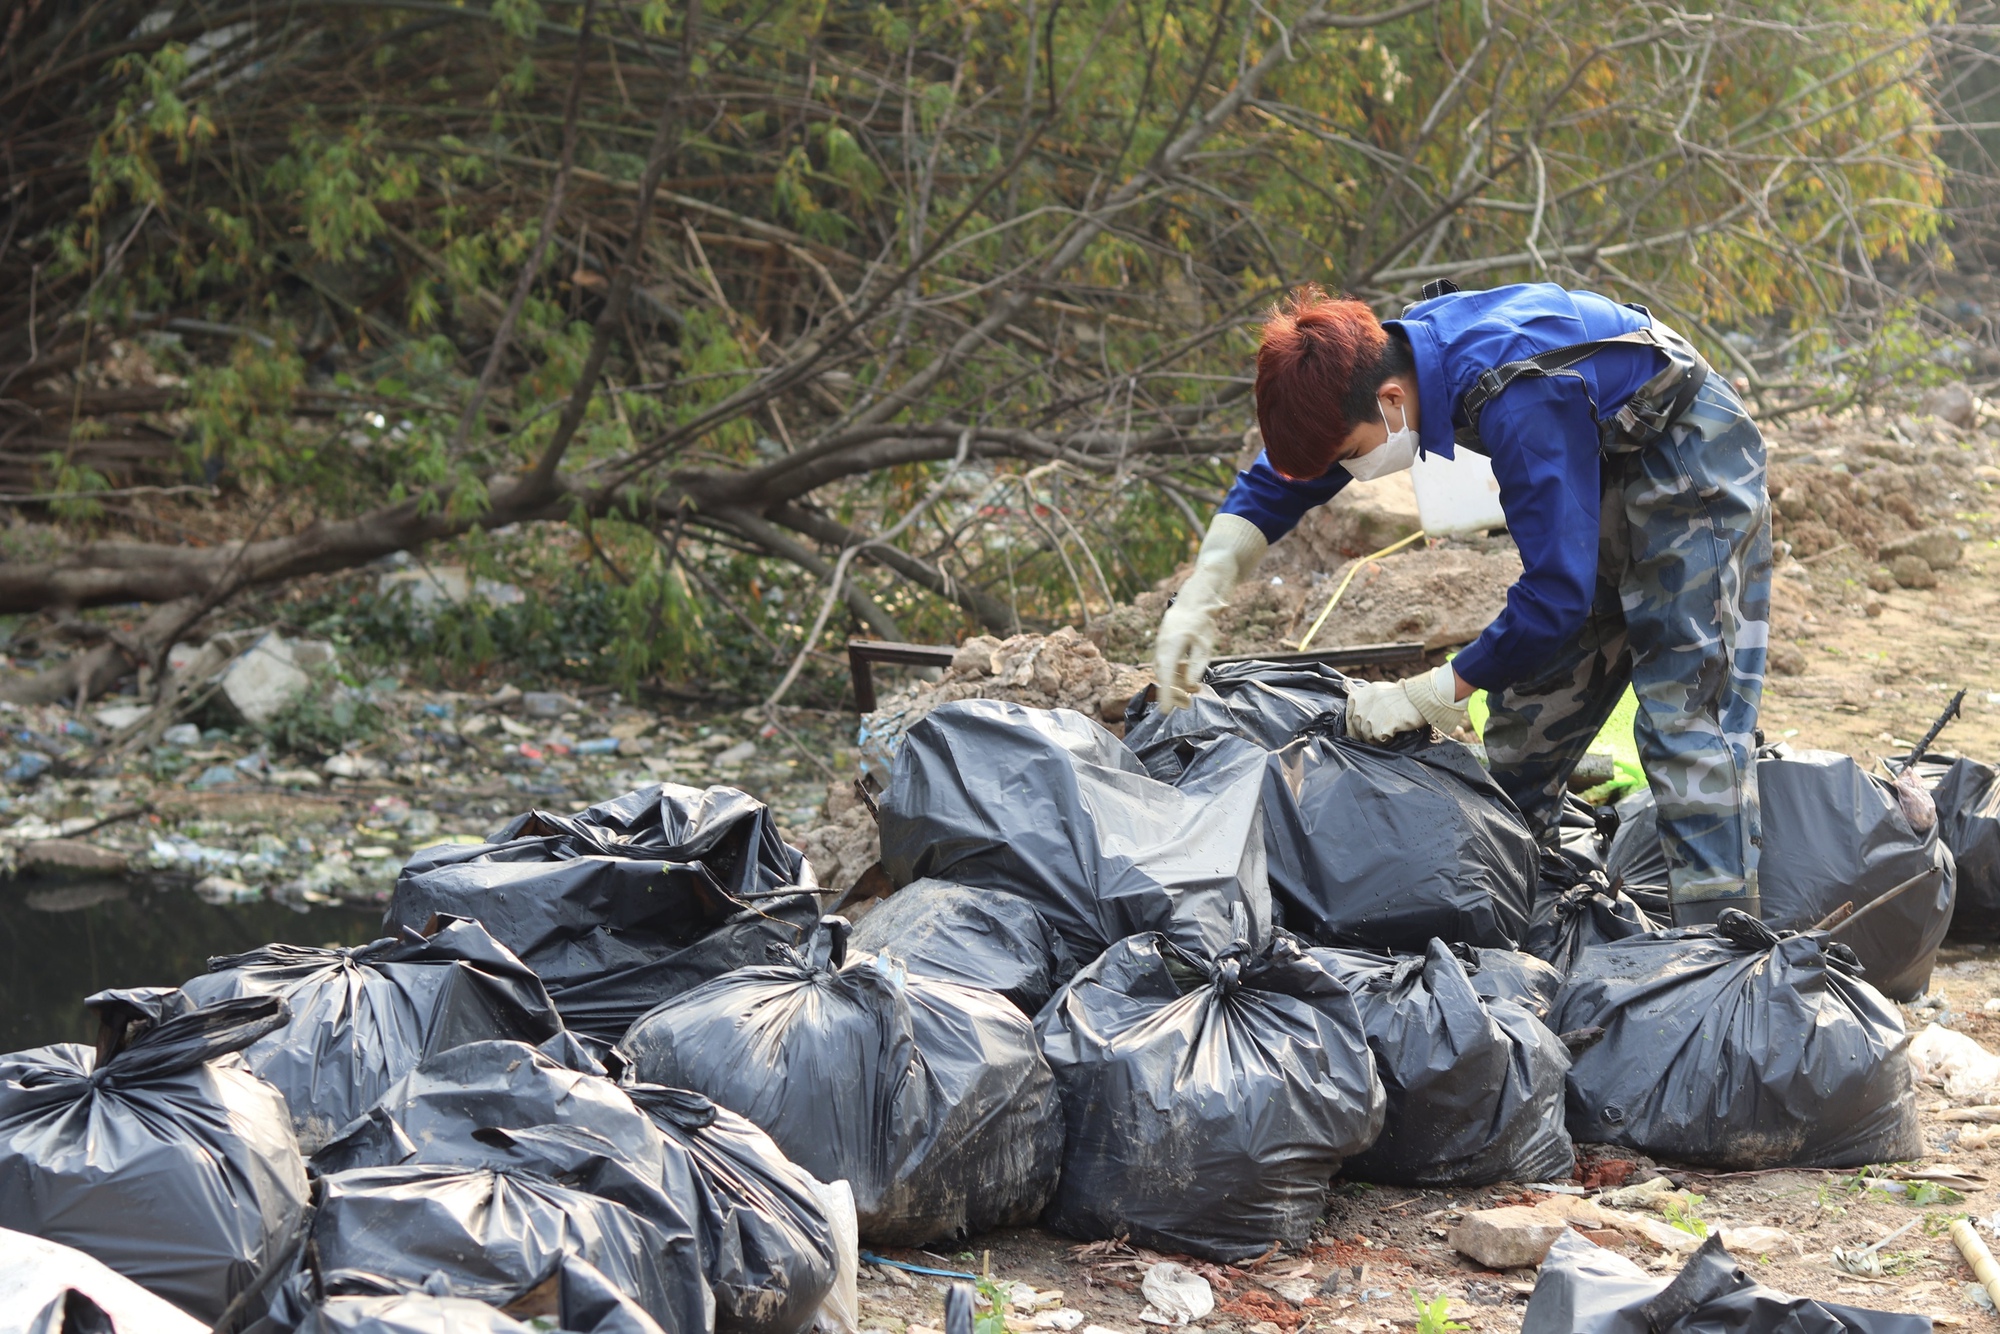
[
  {"xmin": 390, "ymin": 784, "xmax": 821, "ymax": 1041},
  {"xmin": 878, "ymin": 700, "xmax": 1272, "ymax": 962},
  {"xmin": 1935, "ymin": 757, "xmax": 2000, "ymax": 941},
  {"xmin": 619, "ymin": 925, "xmax": 1064, "ymax": 1244},
  {"xmin": 1312, "ymin": 940, "xmax": 1572, "ymax": 1186},
  {"xmin": 1525, "ymin": 878, "xmax": 1659, "ymax": 977},
  {"xmin": 1606, "ymin": 750, "xmax": 1953, "ymax": 994},
  {"xmin": 1457, "ymin": 946, "xmax": 1563, "ymax": 1020},
  {"xmin": 178, "ymin": 915, "xmax": 563, "ymax": 1151},
  {"xmin": 0, "ymin": 989, "xmax": 307, "ymax": 1323},
  {"xmin": 1259, "ymin": 722, "xmax": 1537, "ymax": 951},
  {"xmin": 1523, "ymin": 1231, "xmax": 1931, "ymax": 1334},
  {"xmin": 1036, "ymin": 933, "xmax": 1384, "ymax": 1261},
  {"xmin": 1755, "ymin": 746, "xmax": 1954, "ymax": 1000},
  {"xmin": 1121, "ymin": 659, "xmax": 1352, "ymax": 781},
  {"xmin": 1551, "ymin": 911, "xmax": 1920, "ymax": 1170},
  {"xmin": 848, "ymin": 880, "xmax": 1078, "ymax": 1015},
  {"xmin": 298, "ymin": 1156, "xmax": 705, "ymax": 1334},
  {"xmin": 1603, "ymin": 787, "xmax": 1673, "ymax": 920},
  {"xmin": 626, "ymin": 1085, "xmax": 837, "ymax": 1334}
]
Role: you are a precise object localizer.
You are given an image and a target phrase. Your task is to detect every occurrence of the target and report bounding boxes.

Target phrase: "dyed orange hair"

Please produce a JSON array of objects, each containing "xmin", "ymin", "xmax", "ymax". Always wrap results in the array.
[{"xmin": 1254, "ymin": 287, "xmax": 1400, "ymax": 481}]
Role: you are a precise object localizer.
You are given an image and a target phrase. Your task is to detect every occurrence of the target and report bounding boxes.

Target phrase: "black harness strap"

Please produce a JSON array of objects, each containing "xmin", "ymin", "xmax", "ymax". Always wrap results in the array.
[{"xmin": 1450, "ymin": 316, "xmax": 1710, "ymax": 455}]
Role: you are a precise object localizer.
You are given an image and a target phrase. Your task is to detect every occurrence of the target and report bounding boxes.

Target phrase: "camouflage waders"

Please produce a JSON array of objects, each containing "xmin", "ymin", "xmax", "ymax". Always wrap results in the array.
[{"xmin": 1480, "ymin": 376, "xmax": 1772, "ymax": 922}]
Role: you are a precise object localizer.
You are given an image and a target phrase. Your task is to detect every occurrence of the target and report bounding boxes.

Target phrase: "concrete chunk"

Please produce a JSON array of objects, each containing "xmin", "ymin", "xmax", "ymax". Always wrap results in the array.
[
  {"xmin": 219, "ymin": 633, "xmax": 311, "ymax": 725},
  {"xmin": 1447, "ymin": 1205, "xmax": 1568, "ymax": 1269}
]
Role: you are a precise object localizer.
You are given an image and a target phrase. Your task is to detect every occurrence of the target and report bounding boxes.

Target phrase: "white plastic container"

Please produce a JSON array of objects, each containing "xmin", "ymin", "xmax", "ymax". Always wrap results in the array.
[{"xmin": 1412, "ymin": 447, "xmax": 1507, "ymax": 536}]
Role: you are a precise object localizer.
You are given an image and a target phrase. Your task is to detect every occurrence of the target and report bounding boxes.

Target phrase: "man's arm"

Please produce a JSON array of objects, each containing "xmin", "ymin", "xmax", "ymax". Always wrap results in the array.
[
  {"xmin": 1217, "ymin": 449, "xmax": 1352, "ymax": 543},
  {"xmin": 1447, "ymin": 376, "xmax": 1603, "ymax": 693}
]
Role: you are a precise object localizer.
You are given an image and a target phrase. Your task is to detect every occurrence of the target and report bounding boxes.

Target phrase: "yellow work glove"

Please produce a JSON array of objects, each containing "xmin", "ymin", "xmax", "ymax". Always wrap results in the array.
[
  {"xmin": 1152, "ymin": 514, "xmax": 1268, "ymax": 713},
  {"xmin": 1346, "ymin": 663, "xmax": 1467, "ymax": 743}
]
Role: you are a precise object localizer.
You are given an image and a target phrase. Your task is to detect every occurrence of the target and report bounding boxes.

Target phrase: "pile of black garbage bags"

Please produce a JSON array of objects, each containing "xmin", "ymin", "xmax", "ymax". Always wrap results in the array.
[{"xmin": 0, "ymin": 660, "xmax": 1940, "ymax": 1331}]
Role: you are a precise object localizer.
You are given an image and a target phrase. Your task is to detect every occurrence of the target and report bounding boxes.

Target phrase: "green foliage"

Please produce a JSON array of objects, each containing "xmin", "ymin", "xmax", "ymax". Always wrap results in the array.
[
  {"xmin": 8, "ymin": 0, "xmax": 1974, "ymax": 696},
  {"xmin": 1663, "ymin": 1194, "xmax": 1710, "ymax": 1238},
  {"xmin": 1409, "ymin": 1291, "xmax": 1467, "ymax": 1334},
  {"xmin": 973, "ymin": 1279, "xmax": 1011, "ymax": 1334},
  {"xmin": 259, "ymin": 679, "xmax": 385, "ymax": 757}
]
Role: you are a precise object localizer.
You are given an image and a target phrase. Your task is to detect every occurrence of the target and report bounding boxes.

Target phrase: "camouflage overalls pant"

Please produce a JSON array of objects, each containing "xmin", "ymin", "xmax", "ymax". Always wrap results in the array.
[{"xmin": 1480, "ymin": 375, "xmax": 1772, "ymax": 914}]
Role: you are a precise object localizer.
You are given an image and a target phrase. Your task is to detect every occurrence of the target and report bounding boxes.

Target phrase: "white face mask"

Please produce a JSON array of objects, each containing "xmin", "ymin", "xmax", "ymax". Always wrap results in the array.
[{"xmin": 1341, "ymin": 398, "xmax": 1419, "ymax": 481}]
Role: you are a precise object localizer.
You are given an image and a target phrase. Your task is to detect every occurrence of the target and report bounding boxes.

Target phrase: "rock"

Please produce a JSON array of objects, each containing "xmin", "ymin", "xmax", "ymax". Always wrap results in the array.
[
  {"xmin": 379, "ymin": 564, "xmax": 470, "ymax": 607},
  {"xmin": 218, "ymin": 632, "xmax": 311, "ymax": 725},
  {"xmin": 161, "ymin": 723, "xmax": 201, "ymax": 747},
  {"xmin": 1891, "ymin": 553, "xmax": 1938, "ymax": 590},
  {"xmin": 1034, "ymin": 1313, "xmax": 1085, "ymax": 1332},
  {"xmin": 1447, "ymin": 1205, "xmax": 1569, "ymax": 1269},
  {"xmin": 1881, "ymin": 529, "xmax": 1963, "ymax": 571},
  {"xmin": 617, "ymin": 736, "xmax": 652, "ymax": 757},
  {"xmin": 1919, "ymin": 381, "xmax": 1977, "ymax": 428},
  {"xmin": 17, "ymin": 839, "xmax": 128, "ymax": 876},
  {"xmin": 1768, "ymin": 643, "xmax": 1807, "ymax": 676},
  {"xmin": 951, "ymin": 636, "xmax": 1003, "ymax": 676}
]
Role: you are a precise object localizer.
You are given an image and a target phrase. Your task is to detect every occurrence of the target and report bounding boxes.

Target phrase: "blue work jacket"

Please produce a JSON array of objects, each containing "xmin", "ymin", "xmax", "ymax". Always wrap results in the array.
[{"xmin": 1219, "ymin": 282, "xmax": 1668, "ymax": 691}]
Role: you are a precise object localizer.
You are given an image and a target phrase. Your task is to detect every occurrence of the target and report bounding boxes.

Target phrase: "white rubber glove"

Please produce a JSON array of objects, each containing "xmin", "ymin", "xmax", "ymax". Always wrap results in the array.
[
  {"xmin": 1346, "ymin": 663, "xmax": 1468, "ymax": 743},
  {"xmin": 1153, "ymin": 514, "xmax": 1268, "ymax": 712}
]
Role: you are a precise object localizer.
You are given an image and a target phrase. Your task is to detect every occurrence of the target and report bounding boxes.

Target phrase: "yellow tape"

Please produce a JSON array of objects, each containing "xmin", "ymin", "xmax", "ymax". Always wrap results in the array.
[{"xmin": 1294, "ymin": 528, "xmax": 1426, "ymax": 652}]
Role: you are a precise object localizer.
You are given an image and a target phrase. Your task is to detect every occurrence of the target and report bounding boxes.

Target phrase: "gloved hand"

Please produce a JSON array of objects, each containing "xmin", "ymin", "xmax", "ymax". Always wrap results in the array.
[
  {"xmin": 1346, "ymin": 663, "xmax": 1469, "ymax": 743},
  {"xmin": 1153, "ymin": 514, "xmax": 1269, "ymax": 712}
]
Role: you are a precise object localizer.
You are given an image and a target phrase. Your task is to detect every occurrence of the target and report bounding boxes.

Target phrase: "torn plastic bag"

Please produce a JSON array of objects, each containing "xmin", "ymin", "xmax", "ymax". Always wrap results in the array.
[
  {"xmin": 1522, "ymin": 1231, "xmax": 1932, "ymax": 1334},
  {"xmin": 1935, "ymin": 757, "xmax": 2000, "ymax": 941},
  {"xmin": 1457, "ymin": 947, "xmax": 1563, "ymax": 1020},
  {"xmin": 1121, "ymin": 659, "xmax": 1352, "ymax": 782},
  {"xmin": 308, "ymin": 1041, "xmax": 710, "ymax": 1325},
  {"xmin": 0, "ymin": 1227, "xmax": 205, "ymax": 1334},
  {"xmin": 1525, "ymin": 879, "xmax": 1659, "ymax": 977},
  {"xmin": 626, "ymin": 1086, "xmax": 838, "ymax": 1334},
  {"xmin": 619, "ymin": 925, "xmax": 1064, "ymax": 1244},
  {"xmin": 1754, "ymin": 746, "xmax": 1953, "ymax": 1000},
  {"xmin": 1311, "ymin": 940, "xmax": 1572, "ymax": 1186},
  {"xmin": 307, "ymin": 1034, "xmax": 823, "ymax": 1334},
  {"xmin": 390, "ymin": 785, "xmax": 822, "ymax": 1040},
  {"xmin": 298, "ymin": 1156, "xmax": 706, "ymax": 1333},
  {"xmin": 1259, "ymin": 722, "xmax": 1537, "ymax": 951},
  {"xmin": 877, "ymin": 700, "xmax": 1271, "ymax": 962},
  {"xmin": 178, "ymin": 915, "xmax": 563, "ymax": 1151},
  {"xmin": 1036, "ymin": 933, "xmax": 1384, "ymax": 1261},
  {"xmin": 0, "ymin": 989, "xmax": 307, "ymax": 1324},
  {"xmin": 1551, "ymin": 911, "xmax": 1921, "ymax": 1170},
  {"xmin": 848, "ymin": 880, "xmax": 1077, "ymax": 1015}
]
